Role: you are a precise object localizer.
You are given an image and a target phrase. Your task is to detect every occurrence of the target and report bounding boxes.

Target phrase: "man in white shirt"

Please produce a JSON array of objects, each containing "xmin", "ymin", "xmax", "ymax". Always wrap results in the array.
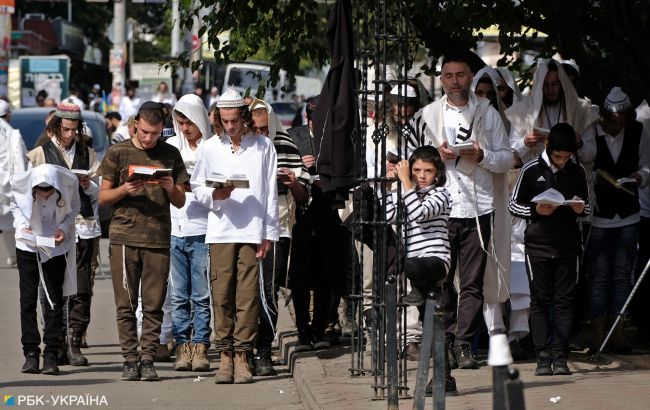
[
  {"xmin": 118, "ymin": 84, "xmax": 142, "ymax": 123},
  {"xmin": 0, "ymin": 100, "xmax": 28, "ymax": 266},
  {"xmin": 408, "ymin": 54, "xmax": 513, "ymax": 369},
  {"xmin": 166, "ymin": 94, "xmax": 212, "ymax": 372},
  {"xmin": 191, "ymin": 89, "xmax": 279, "ymax": 384},
  {"xmin": 586, "ymin": 87, "xmax": 650, "ymax": 352}
]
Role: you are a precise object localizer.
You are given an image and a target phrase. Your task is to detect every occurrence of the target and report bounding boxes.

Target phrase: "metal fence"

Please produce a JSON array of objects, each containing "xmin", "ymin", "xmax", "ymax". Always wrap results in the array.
[{"xmin": 347, "ymin": 1, "xmax": 413, "ymax": 407}]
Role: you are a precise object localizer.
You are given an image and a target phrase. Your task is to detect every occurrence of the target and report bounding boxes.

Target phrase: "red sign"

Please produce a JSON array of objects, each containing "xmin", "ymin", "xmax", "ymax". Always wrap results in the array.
[{"xmin": 191, "ymin": 34, "xmax": 200, "ymax": 52}]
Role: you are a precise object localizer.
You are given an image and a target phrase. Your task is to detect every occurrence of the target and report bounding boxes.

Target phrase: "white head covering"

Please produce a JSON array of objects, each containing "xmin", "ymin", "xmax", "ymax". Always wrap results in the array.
[
  {"xmin": 249, "ymin": 98, "xmax": 287, "ymax": 140},
  {"xmin": 471, "ymin": 66, "xmax": 510, "ymax": 130},
  {"xmin": 171, "ymin": 94, "xmax": 212, "ymax": 174},
  {"xmin": 559, "ymin": 59, "xmax": 580, "ymax": 74},
  {"xmin": 11, "ymin": 164, "xmax": 79, "ymax": 297},
  {"xmin": 604, "ymin": 87, "xmax": 632, "ymax": 113},
  {"xmin": 216, "ymin": 88, "xmax": 245, "ymax": 108},
  {"xmin": 389, "ymin": 84, "xmax": 417, "ymax": 98},
  {"xmin": 470, "ymin": 66, "xmax": 501, "ymax": 95},
  {"xmin": 495, "ymin": 67, "xmax": 523, "ymax": 103}
]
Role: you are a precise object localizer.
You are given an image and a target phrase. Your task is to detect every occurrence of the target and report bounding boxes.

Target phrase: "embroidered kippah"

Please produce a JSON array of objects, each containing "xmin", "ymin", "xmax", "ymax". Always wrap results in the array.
[
  {"xmin": 216, "ymin": 88, "xmax": 245, "ymax": 108},
  {"xmin": 55, "ymin": 98, "xmax": 82, "ymax": 120}
]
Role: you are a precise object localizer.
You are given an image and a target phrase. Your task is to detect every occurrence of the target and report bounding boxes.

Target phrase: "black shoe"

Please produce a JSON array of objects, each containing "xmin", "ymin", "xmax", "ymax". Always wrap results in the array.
[
  {"xmin": 402, "ymin": 289, "xmax": 425, "ymax": 306},
  {"xmin": 509, "ymin": 339, "xmax": 528, "ymax": 361},
  {"xmin": 534, "ymin": 351, "xmax": 553, "ymax": 376},
  {"xmin": 425, "ymin": 375, "xmax": 458, "ymax": 396},
  {"xmin": 140, "ymin": 360, "xmax": 159, "ymax": 381},
  {"xmin": 21, "ymin": 352, "xmax": 40, "ymax": 374},
  {"xmin": 121, "ymin": 361, "xmax": 140, "ymax": 381},
  {"xmin": 552, "ymin": 357, "xmax": 572, "ymax": 375},
  {"xmin": 294, "ymin": 333, "xmax": 313, "ymax": 353},
  {"xmin": 446, "ymin": 337, "xmax": 458, "ymax": 370},
  {"xmin": 247, "ymin": 351, "xmax": 257, "ymax": 377},
  {"xmin": 41, "ymin": 354, "xmax": 59, "ymax": 375},
  {"xmin": 324, "ymin": 327, "xmax": 340, "ymax": 346},
  {"xmin": 254, "ymin": 352, "xmax": 277, "ymax": 377},
  {"xmin": 312, "ymin": 337, "xmax": 331, "ymax": 350},
  {"xmin": 454, "ymin": 342, "xmax": 479, "ymax": 369}
]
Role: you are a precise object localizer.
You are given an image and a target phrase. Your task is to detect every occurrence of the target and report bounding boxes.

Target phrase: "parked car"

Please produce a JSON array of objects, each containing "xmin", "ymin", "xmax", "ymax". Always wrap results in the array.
[
  {"xmin": 271, "ymin": 101, "xmax": 301, "ymax": 128},
  {"xmin": 10, "ymin": 107, "xmax": 112, "ymax": 236}
]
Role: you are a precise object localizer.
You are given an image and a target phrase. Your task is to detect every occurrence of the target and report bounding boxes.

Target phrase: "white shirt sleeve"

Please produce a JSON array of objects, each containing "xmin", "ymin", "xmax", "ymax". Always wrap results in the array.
[{"xmin": 577, "ymin": 124, "xmax": 597, "ymax": 164}]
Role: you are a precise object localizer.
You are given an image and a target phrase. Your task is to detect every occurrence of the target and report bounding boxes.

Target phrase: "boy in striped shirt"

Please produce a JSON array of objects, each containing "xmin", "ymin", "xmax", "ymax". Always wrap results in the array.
[{"xmin": 385, "ymin": 146, "xmax": 456, "ymax": 394}]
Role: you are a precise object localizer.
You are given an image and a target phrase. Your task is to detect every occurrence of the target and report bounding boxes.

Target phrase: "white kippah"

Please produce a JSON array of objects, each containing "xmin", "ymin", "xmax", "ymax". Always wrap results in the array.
[
  {"xmin": 216, "ymin": 88, "xmax": 245, "ymax": 108},
  {"xmin": 390, "ymin": 84, "xmax": 417, "ymax": 98},
  {"xmin": 604, "ymin": 87, "xmax": 631, "ymax": 113}
]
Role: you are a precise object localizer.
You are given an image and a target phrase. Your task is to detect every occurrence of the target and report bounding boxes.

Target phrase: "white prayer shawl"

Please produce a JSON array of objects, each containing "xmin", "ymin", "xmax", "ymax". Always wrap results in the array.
[
  {"xmin": 0, "ymin": 119, "xmax": 28, "ymax": 230},
  {"xmin": 505, "ymin": 59, "xmax": 600, "ymax": 152},
  {"xmin": 172, "ymin": 94, "xmax": 213, "ymax": 175},
  {"xmin": 495, "ymin": 67, "xmax": 523, "ymax": 104},
  {"xmin": 471, "ymin": 66, "xmax": 510, "ymax": 133},
  {"xmin": 11, "ymin": 164, "xmax": 79, "ymax": 297},
  {"xmin": 249, "ymin": 99, "xmax": 287, "ymax": 141},
  {"xmin": 417, "ymin": 94, "xmax": 511, "ymax": 303},
  {"xmin": 249, "ymin": 99, "xmax": 305, "ymax": 238}
]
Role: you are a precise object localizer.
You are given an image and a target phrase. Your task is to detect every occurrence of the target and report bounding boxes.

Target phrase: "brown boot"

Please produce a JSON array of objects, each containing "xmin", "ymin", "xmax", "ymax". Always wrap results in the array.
[
  {"xmin": 214, "ymin": 351, "xmax": 234, "ymax": 384},
  {"xmin": 192, "ymin": 343, "xmax": 210, "ymax": 371},
  {"xmin": 174, "ymin": 343, "xmax": 193, "ymax": 371},
  {"xmin": 67, "ymin": 329, "xmax": 89, "ymax": 366},
  {"xmin": 233, "ymin": 351, "xmax": 253, "ymax": 384}
]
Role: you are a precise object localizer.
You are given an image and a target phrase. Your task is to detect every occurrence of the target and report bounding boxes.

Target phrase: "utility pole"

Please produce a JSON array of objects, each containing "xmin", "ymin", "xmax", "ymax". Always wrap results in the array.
[
  {"xmin": 110, "ymin": 0, "xmax": 126, "ymax": 110},
  {"xmin": 171, "ymin": 0, "xmax": 180, "ymax": 95}
]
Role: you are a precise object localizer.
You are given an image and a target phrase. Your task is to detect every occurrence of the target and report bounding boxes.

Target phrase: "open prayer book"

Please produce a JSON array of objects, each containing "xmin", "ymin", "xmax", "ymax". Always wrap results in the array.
[
  {"xmin": 596, "ymin": 169, "xmax": 637, "ymax": 196},
  {"xmin": 449, "ymin": 141, "xmax": 475, "ymax": 155},
  {"xmin": 16, "ymin": 230, "xmax": 55, "ymax": 258},
  {"xmin": 126, "ymin": 166, "xmax": 172, "ymax": 182},
  {"xmin": 205, "ymin": 174, "xmax": 250, "ymax": 189},
  {"xmin": 531, "ymin": 188, "xmax": 584, "ymax": 206},
  {"xmin": 71, "ymin": 162, "xmax": 101, "ymax": 177}
]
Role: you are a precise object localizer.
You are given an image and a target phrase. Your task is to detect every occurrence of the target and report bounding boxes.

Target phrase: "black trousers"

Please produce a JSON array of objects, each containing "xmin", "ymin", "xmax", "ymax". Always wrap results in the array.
[
  {"xmin": 289, "ymin": 189, "xmax": 352, "ymax": 338},
  {"xmin": 67, "ymin": 237, "xmax": 95, "ymax": 332},
  {"xmin": 256, "ymin": 237, "xmax": 291, "ymax": 352},
  {"xmin": 405, "ymin": 256, "xmax": 447, "ymax": 320},
  {"xmin": 527, "ymin": 254, "xmax": 577, "ymax": 358},
  {"xmin": 441, "ymin": 214, "xmax": 491, "ymax": 343},
  {"xmin": 18, "ymin": 249, "xmax": 67, "ymax": 356}
]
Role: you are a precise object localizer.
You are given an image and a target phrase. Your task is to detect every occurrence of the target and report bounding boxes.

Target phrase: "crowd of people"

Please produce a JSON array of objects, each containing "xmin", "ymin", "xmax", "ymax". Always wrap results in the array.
[{"xmin": 0, "ymin": 53, "xmax": 648, "ymax": 394}]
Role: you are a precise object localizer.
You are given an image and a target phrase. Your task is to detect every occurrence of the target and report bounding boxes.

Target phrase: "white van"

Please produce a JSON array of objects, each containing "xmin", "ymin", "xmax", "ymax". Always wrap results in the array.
[{"xmin": 220, "ymin": 62, "xmax": 322, "ymax": 100}]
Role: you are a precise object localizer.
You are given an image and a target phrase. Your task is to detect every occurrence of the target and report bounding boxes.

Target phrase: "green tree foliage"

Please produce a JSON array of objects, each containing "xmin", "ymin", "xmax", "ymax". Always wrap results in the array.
[{"xmin": 181, "ymin": 0, "xmax": 650, "ymax": 105}]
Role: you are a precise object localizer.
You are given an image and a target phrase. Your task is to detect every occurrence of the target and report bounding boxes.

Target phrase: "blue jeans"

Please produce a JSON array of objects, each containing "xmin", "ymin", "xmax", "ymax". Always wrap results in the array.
[
  {"xmin": 170, "ymin": 235, "xmax": 211, "ymax": 346},
  {"xmin": 587, "ymin": 224, "xmax": 639, "ymax": 318}
]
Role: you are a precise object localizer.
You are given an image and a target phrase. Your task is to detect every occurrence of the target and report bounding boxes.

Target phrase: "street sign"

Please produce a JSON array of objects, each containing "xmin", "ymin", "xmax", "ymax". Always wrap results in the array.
[{"xmin": 19, "ymin": 55, "xmax": 70, "ymax": 107}]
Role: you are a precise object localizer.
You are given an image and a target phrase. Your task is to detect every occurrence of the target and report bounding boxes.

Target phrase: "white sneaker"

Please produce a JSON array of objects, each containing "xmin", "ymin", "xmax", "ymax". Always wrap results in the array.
[{"xmin": 6, "ymin": 257, "xmax": 16, "ymax": 266}]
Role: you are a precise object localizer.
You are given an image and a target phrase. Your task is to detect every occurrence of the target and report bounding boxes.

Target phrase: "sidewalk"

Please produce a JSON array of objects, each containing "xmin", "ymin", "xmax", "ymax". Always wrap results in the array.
[{"xmin": 276, "ymin": 311, "xmax": 650, "ymax": 410}]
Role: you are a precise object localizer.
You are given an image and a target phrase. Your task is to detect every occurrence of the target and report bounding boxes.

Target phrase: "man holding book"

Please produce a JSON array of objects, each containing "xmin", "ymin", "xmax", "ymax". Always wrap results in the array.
[
  {"xmin": 191, "ymin": 89, "xmax": 279, "ymax": 384},
  {"xmin": 585, "ymin": 87, "xmax": 650, "ymax": 352},
  {"xmin": 99, "ymin": 101, "xmax": 188, "ymax": 381},
  {"xmin": 27, "ymin": 100, "xmax": 100, "ymax": 368},
  {"xmin": 509, "ymin": 123, "xmax": 590, "ymax": 376}
]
